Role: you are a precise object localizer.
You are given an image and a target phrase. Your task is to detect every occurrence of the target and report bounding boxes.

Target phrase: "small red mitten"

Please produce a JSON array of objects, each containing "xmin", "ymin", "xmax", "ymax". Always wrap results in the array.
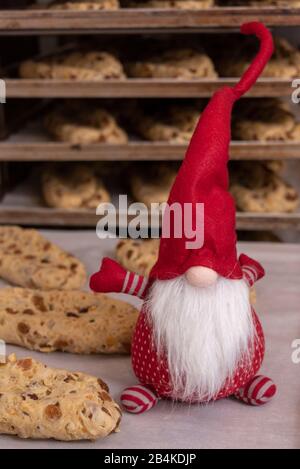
[
  {"xmin": 90, "ymin": 257, "xmax": 149, "ymax": 299},
  {"xmin": 90, "ymin": 257, "xmax": 126, "ymax": 293}
]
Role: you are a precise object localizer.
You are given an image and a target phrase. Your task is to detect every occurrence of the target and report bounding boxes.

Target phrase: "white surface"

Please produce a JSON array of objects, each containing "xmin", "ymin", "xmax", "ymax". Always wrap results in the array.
[{"xmin": 0, "ymin": 230, "xmax": 299, "ymax": 449}]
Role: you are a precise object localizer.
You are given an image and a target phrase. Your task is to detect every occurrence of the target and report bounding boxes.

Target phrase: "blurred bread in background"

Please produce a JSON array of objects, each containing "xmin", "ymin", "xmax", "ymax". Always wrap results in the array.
[
  {"xmin": 126, "ymin": 0, "xmax": 214, "ymax": 9},
  {"xmin": 127, "ymin": 48, "xmax": 217, "ymax": 79},
  {"xmin": 44, "ymin": 101, "xmax": 128, "ymax": 144},
  {"xmin": 20, "ymin": 50, "xmax": 126, "ymax": 80},
  {"xmin": 216, "ymin": 36, "xmax": 300, "ymax": 79},
  {"xmin": 42, "ymin": 163, "xmax": 111, "ymax": 209}
]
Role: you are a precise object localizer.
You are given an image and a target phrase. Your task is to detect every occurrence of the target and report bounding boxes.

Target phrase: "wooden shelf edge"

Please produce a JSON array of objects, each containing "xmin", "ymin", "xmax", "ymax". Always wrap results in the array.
[
  {"xmin": 0, "ymin": 206, "xmax": 299, "ymax": 230},
  {"xmin": 0, "ymin": 142, "xmax": 299, "ymax": 161},
  {"xmin": 4, "ymin": 78, "xmax": 293, "ymax": 98},
  {"xmin": 1, "ymin": 8, "xmax": 300, "ymax": 32},
  {"xmin": 236, "ymin": 213, "xmax": 300, "ymax": 231}
]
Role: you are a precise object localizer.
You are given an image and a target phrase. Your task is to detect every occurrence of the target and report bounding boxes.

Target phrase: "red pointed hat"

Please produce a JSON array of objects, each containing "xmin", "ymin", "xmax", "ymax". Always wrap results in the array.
[{"xmin": 150, "ymin": 22, "xmax": 274, "ymax": 281}]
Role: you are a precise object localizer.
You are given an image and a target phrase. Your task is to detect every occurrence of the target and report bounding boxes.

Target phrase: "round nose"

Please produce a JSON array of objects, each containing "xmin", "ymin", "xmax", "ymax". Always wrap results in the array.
[{"xmin": 185, "ymin": 266, "xmax": 218, "ymax": 288}]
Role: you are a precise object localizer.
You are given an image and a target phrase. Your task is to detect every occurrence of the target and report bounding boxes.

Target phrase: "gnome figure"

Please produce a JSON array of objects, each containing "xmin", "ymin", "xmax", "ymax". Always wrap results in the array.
[{"xmin": 90, "ymin": 22, "xmax": 277, "ymax": 413}]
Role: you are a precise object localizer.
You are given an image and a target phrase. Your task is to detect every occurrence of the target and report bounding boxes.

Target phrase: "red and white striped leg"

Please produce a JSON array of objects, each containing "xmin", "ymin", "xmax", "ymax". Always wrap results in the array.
[
  {"xmin": 120, "ymin": 385, "xmax": 159, "ymax": 414},
  {"xmin": 234, "ymin": 375, "xmax": 277, "ymax": 406}
]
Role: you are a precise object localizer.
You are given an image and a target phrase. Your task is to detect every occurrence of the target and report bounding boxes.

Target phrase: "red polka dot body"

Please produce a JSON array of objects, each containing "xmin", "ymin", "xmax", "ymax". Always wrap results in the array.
[{"xmin": 131, "ymin": 306, "xmax": 265, "ymax": 403}]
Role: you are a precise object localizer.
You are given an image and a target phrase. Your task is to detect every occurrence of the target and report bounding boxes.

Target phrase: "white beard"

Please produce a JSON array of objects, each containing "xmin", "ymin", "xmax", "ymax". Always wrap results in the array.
[{"xmin": 146, "ymin": 276, "xmax": 255, "ymax": 402}]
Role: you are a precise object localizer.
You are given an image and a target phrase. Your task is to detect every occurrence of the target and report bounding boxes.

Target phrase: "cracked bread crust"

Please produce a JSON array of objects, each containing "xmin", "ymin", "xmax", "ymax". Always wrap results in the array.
[
  {"xmin": 0, "ymin": 288, "xmax": 138, "ymax": 354},
  {"xmin": 0, "ymin": 354, "xmax": 121, "ymax": 441}
]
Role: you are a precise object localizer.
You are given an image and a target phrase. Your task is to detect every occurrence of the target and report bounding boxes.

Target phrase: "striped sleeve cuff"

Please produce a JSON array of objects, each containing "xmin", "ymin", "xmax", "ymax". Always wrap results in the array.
[
  {"xmin": 242, "ymin": 265, "xmax": 260, "ymax": 287},
  {"xmin": 239, "ymin": 253, "xmax": 265, "ymax": 287},
  {"xmin": 122, "ymin": 272, "xmax": 148, "ymax": 299}
]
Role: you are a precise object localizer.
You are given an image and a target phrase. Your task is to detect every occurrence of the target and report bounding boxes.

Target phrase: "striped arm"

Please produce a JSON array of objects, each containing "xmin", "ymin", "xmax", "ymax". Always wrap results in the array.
[
  {"xmin": 90, "ymin": 257, "xmax": 149, "ymax": 299},
  {"xmin": 239, "ymin": 253, "xmax": 265, "ymax": 287},
  {"xmin": 242, "ymin": 266, "xmax": 259, "ymax": 288},
  {"xmin": 234, "ymin": 375, "xmax": 276, "ymax": 406},
  {"xmin": 122, "ymin": 271, "xmax": 148, "ymax": 299},
  {"xmin": 121, "ymin": 385, "xmax": 158, "ymax": 414}
]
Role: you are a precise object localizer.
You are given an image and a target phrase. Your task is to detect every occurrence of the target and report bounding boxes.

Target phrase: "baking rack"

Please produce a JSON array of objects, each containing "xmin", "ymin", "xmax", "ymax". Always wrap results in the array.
[{"xmin": 0, "ymin": 2, "xmax": 299, "ymax": 231}]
